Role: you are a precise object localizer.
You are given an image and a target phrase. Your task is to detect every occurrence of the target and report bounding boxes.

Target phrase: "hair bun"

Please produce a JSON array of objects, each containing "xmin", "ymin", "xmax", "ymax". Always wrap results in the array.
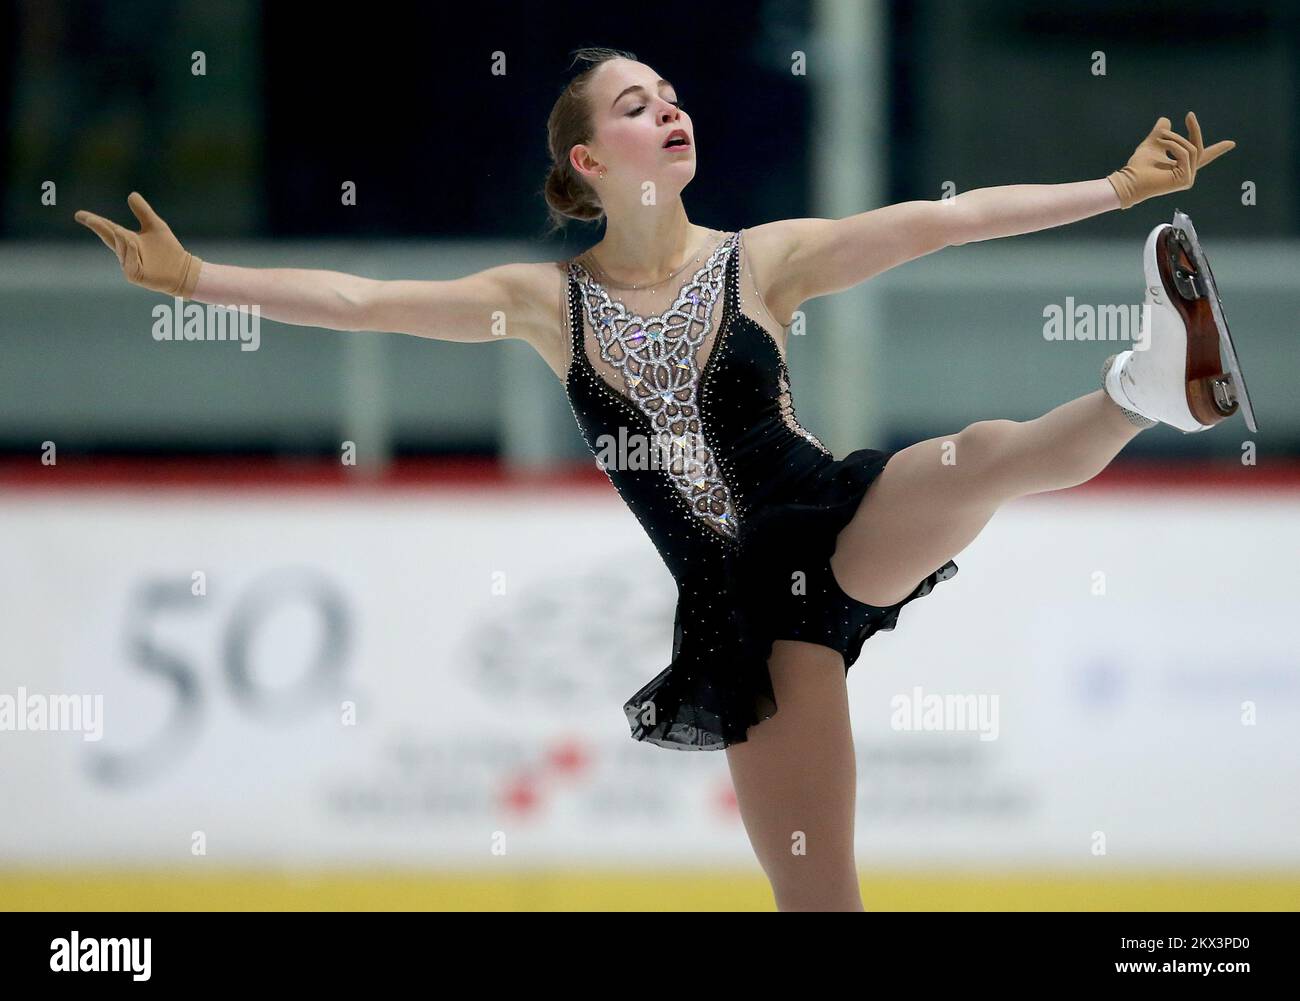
[
  {"xmin": 544, "ymin": 164, "xmax": 602, "ymax": 227},
  {"xmin": 542, "ymin": 46, "xmax": 637, "ymax": 234}
]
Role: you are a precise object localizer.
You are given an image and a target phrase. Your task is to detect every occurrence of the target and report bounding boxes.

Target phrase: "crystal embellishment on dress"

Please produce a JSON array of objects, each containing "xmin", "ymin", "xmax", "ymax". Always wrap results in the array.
[
  {"xmin": 570, "ymin": 234, "xmax": 741, "ymax": 540},
  {"xmin": 776, "ymin": 367, "xmax": 833, "ymax": 457}
]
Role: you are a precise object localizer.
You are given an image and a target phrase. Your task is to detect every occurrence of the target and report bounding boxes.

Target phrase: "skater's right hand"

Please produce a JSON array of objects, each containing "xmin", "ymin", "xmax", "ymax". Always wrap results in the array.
[
  {"xmin": 1107, "ymin": 112, "xmax": 1236, "ymax": 210},
  {"xmin": 74, "ymin": 192, "xmax": 204, "ymax": 297}
]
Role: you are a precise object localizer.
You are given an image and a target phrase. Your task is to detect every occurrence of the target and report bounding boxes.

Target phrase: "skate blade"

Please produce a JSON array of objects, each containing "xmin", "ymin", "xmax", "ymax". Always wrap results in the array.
[{"xmin": 1169, "ymin": 209, "xmax": 1259, "ymax": 433}]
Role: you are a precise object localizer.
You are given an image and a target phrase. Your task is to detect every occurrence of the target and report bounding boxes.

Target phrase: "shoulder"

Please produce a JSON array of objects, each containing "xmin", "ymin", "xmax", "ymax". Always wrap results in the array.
[
  {"xmin": 494, "ymin": 259, "xmax": 574, "ymax": 382},
  {"xmin": 738, "ymin": 218, "xmax": 829, "ymax": 269},
  {"xmin": 736, "ymin": 220, "xmax": 826, "ymax": 328},
  {"xmin": 493, "ymin": 258, "xmax": 570, "ymax": 310}
]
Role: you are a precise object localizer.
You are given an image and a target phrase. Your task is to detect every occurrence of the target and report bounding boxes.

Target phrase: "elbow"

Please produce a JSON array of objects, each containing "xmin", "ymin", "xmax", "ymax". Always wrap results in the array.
[
  {"xmin": 340, "ymin": 278, "xmax": 381, "ymax": 332},
  {"xmin": 935, "ymin": 197, "xmax": 972, "ymax": 248}
]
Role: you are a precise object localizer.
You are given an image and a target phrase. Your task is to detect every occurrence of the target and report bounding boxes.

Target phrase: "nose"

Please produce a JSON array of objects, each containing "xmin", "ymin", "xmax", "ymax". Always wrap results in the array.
[{"xmin": 656, "ymin": 102, "xmax": 680, "ymax": 126}]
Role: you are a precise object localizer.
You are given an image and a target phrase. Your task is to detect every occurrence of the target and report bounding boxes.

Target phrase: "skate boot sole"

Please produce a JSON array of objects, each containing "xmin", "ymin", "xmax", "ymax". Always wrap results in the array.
[
  {"xmin": 1148, "ymin": 212, "xmax": 1258, "ymax": 432},
  {"xmin": 1170, "ymin": 209, "xmax": 1258, "ymax": 433}
]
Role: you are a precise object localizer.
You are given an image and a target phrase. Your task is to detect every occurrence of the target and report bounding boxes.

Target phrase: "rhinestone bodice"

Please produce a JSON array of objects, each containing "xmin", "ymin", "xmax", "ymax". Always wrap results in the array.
[
  {"xmin": 562, "ymin": 229, "xmax": 835, "ymax": 579},
  {"xmin": 573, "ymin": 233, "xmax": 739, "ymax": 538}
]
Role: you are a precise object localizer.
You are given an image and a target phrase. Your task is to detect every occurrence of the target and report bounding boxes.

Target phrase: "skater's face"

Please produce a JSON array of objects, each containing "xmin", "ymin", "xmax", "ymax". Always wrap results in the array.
[{"xmin": 575, "ymin": 58, "xmax": 696, "ymax": 194}]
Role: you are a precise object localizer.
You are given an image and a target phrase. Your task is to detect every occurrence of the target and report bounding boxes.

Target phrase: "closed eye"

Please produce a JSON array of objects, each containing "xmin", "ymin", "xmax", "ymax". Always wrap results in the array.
[{"xmin": 628, "ymin": 100, "xmax": 682, "ymax": 117}]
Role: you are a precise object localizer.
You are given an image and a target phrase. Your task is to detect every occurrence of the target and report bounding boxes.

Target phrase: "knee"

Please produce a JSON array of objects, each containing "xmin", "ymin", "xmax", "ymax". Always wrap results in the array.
[{"xmin": 951, "ymin": 419, "xmax": 1022, "ymax": 471}]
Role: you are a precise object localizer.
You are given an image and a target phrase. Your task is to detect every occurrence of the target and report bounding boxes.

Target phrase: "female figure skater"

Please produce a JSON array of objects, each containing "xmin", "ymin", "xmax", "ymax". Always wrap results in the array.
[{"xmin": 76, "ymin": 47, "xmax": 1238, "ymax": 911}]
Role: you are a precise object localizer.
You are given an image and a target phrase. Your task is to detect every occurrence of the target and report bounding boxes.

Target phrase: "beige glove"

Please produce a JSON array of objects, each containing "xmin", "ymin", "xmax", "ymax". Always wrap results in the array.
[
  {"xmin": 1107, "ymin": 112, "xmax": 1236, "ymax": 210},
  {"xmin": 74, "ymin": 192, "xmax": 203, "ymax": 297}
]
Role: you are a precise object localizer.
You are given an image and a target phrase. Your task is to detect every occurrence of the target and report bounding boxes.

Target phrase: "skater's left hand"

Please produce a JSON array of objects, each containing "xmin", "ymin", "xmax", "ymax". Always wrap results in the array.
[{"xmin": 1107, "ymin": 112, "xmax": 1236, "ymax": 210}]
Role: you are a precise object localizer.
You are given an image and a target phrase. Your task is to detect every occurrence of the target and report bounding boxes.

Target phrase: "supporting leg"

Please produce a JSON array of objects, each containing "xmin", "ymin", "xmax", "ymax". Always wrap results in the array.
[{"xmin": 726, "ymin": 638, "xmax": 865, "ymax": 912}]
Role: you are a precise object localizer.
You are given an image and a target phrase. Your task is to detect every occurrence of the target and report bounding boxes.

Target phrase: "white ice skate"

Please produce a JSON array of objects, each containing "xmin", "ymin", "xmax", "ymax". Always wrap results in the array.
[{"xmin": 1102, "ymin": 209, "xmax": 1257, "ymax": 433}]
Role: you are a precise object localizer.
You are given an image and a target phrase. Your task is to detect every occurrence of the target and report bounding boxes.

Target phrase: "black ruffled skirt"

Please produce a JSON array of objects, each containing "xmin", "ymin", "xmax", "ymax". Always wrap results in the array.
[{"xmin": 622, "ymin": 447, "xmax": 958, "ymax": 750}]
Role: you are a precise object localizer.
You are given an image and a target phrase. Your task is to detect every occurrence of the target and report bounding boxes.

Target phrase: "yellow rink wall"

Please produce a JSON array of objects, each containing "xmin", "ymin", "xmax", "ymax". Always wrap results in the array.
[{"xmin": 3, "ymin": 870, "xmax": 1299, "ymax": 911}]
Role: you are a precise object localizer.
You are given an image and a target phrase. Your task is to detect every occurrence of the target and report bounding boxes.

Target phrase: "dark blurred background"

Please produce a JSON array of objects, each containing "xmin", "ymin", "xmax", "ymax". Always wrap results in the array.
[
  {"xmin": 6, "ymin": 1, "xmax": 1296, "ymax": 239},
  {"xmin": 1, "ymin": 0, "xmax": 1296, "ymax": 462}
]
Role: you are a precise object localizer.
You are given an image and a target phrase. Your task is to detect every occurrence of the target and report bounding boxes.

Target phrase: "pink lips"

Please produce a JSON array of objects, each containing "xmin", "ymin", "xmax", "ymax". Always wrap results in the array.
[{"xmin": 663, "ymin": 128, "xmax": 691, "ymax": 150}]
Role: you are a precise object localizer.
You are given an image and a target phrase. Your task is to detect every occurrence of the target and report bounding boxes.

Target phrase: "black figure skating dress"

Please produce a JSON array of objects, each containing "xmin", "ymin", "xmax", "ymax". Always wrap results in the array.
[{"xmin": 562, "ymin": 228, "xmax": 957, "ymax": 750}]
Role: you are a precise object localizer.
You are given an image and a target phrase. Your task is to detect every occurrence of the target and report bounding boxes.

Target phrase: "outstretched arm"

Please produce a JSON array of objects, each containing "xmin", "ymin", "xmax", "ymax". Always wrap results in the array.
[
  {"xmin": 193, "ymin": 258, "xmax": 551, "ymax": 343},
  {"xmin": 943, "ymin": 111, "xmax": 1236, "ymax": 245},
  {"xmin": 747, "ymin": 111, "xmax": 1235, "ymax": 320},
  {"xmin": 75, "ymin": 192, "xmax": 552, "ymax": 345}
]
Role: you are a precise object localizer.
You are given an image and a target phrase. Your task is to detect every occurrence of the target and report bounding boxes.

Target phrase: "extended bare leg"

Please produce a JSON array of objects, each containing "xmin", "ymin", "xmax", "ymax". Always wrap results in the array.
[{"xmin": 831, "ymin": 390, "xmax": 1143, "ymax": 607}]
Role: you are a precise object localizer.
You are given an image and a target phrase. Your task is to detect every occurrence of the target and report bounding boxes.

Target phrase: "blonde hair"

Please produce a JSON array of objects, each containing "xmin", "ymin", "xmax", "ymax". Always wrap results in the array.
[{"xmin": 542, "ymin": 47, "xmax": 638, "ymax": 234}]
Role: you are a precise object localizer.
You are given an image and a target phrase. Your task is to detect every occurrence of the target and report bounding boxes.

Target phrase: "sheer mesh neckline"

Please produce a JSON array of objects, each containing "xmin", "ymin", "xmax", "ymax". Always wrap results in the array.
[
  {"xmin": 567, "ymin": 229, "xmax": 737, "ymax": 403},
  {"xmin": 562, "ymin": 227, "xmax": 834, "ymax": 541},
  {"xmin": 577, "ymin": 228, "xmax": 725, "ymax": 291},
  {"xmin": 566, "ymin": 230, "xmax": 742, "ymax": 539}
]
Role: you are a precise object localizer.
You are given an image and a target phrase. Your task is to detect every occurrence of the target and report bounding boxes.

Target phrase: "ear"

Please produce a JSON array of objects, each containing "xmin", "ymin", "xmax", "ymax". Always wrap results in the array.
[{"xmin": 569, "ymin": 144, "xmax": 601, "ymax": 180}]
